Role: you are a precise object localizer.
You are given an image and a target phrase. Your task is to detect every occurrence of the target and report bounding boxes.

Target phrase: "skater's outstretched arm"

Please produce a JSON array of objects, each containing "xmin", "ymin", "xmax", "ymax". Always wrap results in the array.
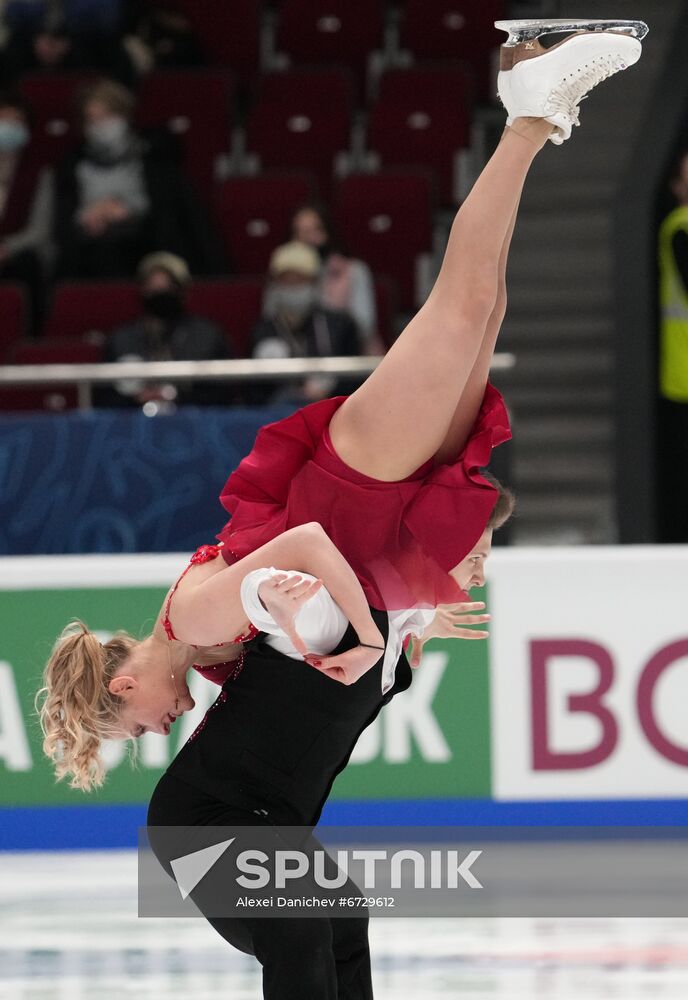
[{"xmin": 241, "ymin": 571, "xmax": 492, "ymax": 685}]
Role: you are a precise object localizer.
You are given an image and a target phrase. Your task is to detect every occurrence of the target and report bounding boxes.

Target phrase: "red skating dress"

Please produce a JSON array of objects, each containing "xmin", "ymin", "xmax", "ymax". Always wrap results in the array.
[
  {"xmin": 217, "ymin": 384, "xmax": 511, "ymax": 611},
  {"xmin": 161, "ymin": 543, "xmax": 260, "ymax": 688}
]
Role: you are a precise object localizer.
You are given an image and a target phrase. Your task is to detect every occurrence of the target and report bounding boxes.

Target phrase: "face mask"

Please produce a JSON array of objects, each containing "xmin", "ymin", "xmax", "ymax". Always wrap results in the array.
[
  {"xmin": 142, "ymin": 290, "xmax": 184, "ymax": 323},
  {"xmin": 272, "ymin": 284, "xmax": 317, "ymax": 322},
  {"xmin": 0, "ymin": 120, "xmax": 29, "ymax": 153},
  {"xmin": 85, "ymin": 116, "xmax": 130, "ymax": 158}
]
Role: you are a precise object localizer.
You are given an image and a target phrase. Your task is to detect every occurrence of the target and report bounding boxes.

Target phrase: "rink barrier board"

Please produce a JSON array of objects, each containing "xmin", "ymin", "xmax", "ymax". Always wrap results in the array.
[
  {"xmin": 1, "ymin": 548, "xmax": 687, "ymax": 849},
  {"xmin": 0, "ymin": 553, "xmax": 491, "ymax": 806}
]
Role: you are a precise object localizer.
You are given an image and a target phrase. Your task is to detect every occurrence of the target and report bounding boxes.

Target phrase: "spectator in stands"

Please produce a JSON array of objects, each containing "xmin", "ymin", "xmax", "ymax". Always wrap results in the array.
[
  {"xmin": 657, "ymin": 146, "xmax": 688, "ymax": 542},
  {"xmin": 0, "ymin": 0, "xmax": 134, "ymax": 85},
  {"xmin": 123, "ymin": 3, "xmax": 203, "ymax": 77},
  {"xmin": 249, "ymin": 240, "xmax": 362, "ymax": 405},
  {"xmin": 96, "ymin": 251, "xmax": 232, "ymax": 408},
  {"xmin": 0, "ymin": 89, "xmax": 53, "ymax": 332},
  {"xmin": 290, "ymin": 201, "xmax": 383, "ymax": 353},
  {"xmin": 53, "ymin": 79, "xmax": 225, "ymax": 280}
]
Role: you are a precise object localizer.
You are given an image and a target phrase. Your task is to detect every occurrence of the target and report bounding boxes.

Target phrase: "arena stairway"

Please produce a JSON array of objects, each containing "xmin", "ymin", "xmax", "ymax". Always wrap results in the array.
[{"xmin": 485, "ymin": 0, "xmax": 681, "ymax": 543}]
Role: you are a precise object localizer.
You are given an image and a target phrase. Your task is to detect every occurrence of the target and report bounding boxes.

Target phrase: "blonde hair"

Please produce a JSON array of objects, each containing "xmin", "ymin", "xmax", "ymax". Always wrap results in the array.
[{"xmin": 35, "ymin": 621, "xmax": 140, "ymax": 793}]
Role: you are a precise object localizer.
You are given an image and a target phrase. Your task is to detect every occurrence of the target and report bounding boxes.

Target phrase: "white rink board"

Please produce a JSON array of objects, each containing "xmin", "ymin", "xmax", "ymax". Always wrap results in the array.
[
  {"xmin": 1, "ymin": 545, "xmax": 687, "ymax": 807},
  {"xmin": 487, "ymin": 546, "xmax": 688, "ymax": 801}
]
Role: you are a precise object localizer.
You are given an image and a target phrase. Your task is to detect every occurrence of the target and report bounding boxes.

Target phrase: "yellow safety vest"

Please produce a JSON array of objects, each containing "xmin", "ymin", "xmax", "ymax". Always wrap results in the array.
[{"xmin": 659, "ymin": 205, "xmax": 688, "ymax": 401}]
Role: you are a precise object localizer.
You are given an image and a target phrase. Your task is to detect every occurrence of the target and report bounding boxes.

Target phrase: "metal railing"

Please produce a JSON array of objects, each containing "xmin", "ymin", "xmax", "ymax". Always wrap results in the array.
[{"xmin": 0, "ymin": 354, "xmax": 517, "ymax": 410}]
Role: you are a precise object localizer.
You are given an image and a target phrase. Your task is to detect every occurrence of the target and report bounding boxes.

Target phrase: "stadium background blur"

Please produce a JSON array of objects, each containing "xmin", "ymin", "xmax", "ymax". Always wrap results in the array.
[
  {"xmin": 0, "ymin": 0, "xmax": 686, "ymax": 916},
  {"xmin": 1, "ymin": 3, "xmax": 687, "ymax": 997}
]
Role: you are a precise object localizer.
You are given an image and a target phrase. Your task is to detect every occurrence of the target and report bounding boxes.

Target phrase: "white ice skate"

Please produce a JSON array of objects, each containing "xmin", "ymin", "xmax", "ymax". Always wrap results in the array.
[{"xmin": 496, "ymin": 19, "xmax": 649, "ymax": 144}]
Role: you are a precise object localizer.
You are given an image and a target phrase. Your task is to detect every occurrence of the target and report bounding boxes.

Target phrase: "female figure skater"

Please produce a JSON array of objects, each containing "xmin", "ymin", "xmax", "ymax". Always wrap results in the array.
[
  {"xmin": 39, "ymin": 18, "xmax": 646, "ymax": 999},
  {"xmin": 38, "ymin": 21, "xmax": 644, "ymax": 785},
  {"xmin": 212, "ymin": 21, "xmax": 647, "ymax": 661}
]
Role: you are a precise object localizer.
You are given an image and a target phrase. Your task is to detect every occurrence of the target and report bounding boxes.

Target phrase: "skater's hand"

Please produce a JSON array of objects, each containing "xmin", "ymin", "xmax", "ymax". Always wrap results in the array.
[
  {"xmin": 258, "ymin": 572, "xmax": 323, "ymax": 656},
  {"xmin": 303, "ymin": 644, "xmax": 384, "ymax": 685},
  {"xmin": 409, "ymin": 602, "xmax": 490, "ymax": 669}
]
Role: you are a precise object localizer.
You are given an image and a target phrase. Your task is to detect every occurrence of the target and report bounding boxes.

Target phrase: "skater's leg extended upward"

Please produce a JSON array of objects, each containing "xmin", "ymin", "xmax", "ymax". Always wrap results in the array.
[{"xmin": 329, "ymin": 19, "xmax": 646, "ymax": 481}]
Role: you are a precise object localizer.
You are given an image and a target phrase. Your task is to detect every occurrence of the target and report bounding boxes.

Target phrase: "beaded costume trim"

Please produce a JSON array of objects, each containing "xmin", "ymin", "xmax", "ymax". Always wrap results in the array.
[
  {"xmin": 185, "ymin": 648, "xmax": 247, "ymax": 744},
  {"xmin": 161, "ymin": 543, "xmax": 260, "ymax": 647}
]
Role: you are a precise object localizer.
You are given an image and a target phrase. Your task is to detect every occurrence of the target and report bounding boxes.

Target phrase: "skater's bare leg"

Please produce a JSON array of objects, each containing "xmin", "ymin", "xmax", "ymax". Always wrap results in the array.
[
  {"xmin": 433, "ymin": 191, "xmax": 518, "ymax": 466},
  {"xmin": 329, "ymin": 119, "xmax": 550, "ymax": 481}
]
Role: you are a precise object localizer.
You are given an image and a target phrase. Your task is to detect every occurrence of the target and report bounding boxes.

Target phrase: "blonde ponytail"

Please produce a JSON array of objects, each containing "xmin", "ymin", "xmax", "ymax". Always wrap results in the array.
[{"xmin": 35, "ymin": 621, "xmax": 139, "ymax": 792}]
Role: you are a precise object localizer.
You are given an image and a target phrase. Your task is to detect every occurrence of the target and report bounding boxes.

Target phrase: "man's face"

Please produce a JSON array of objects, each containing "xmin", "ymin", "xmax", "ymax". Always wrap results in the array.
[
  {"xmin": 293, "ymin": 209, "xmax": 328, "ymax": 249},
  {"xmin": 275, "ymin": 270, "xmax": 315, "ymax": 289},
  {"xmin": 83, "ymin": 99, "xmax": 118, "ymax": 128},
  {"xmin": 142, "ymin": 269, "xmax": 176, "ymax": 297},
  {"xmin": 449, "ymin": 529, "xmax": 493, "ymax": 593},
  {"xmin": 0, "ymin": 104, "xmax": 30, "ymax": 153},
  {"xmin": 270, "ymin": 270, "xmax": 318, "ymax": 325},
  {"xmin": 0, "ymin": 105, "xmax": 27, "ymax": 128},
  {"xmin": 140, "ymin": 269, "xmax": 184, "ymax": 323}
]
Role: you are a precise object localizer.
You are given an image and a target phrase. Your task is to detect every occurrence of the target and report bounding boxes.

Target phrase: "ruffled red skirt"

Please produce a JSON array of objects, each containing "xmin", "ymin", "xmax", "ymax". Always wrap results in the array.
[{"xmin": 217, "ymin": 383, "xmax": 511, "ymax": 611}]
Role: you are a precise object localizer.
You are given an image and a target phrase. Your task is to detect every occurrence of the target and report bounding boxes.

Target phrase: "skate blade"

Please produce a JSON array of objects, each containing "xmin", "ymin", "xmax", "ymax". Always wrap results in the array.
[{"xmin": 495, "ymin": 19, "xmax": 649, "ymax": 47}]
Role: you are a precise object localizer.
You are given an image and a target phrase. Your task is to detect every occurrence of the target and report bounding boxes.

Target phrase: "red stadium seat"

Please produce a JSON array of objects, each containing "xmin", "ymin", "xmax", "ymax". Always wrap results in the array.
[
  {"xmin": 246, "ymin": 69, "xmax": 353, "ymax": 194},
  {"xmin": 43, "ymin": 282, "xmax": 140, "ymax": 339},
  {"xmin": 137, "ymin": 70, "xmax": 234, "ymax": 191},
  {"xmin": 0, "ymin": 284, "xmax": 28, "ymax": 354},
  {"xmin": 175, "ymin": 0, "xmax": 260, "ymax": 87},
  {"xmin": 0, "ymin": 338, "xmax": 103, "ymax": 411},
  {"xmin": 186, "ymin": 279, "xmax": 264, "ymax": 358},
  {"xmin": 276, "ymin": 0, "xmax": 385, "ymax": 96},
  {"xmin": 43, "ymin": 279, "xmax": 262, "ymax": 358},
  {"xmin": 335, "ymin": 171, "xmax": 434, "ymax": 309},
  {"xmin": 214, "ymin": 172, "xmax": 317, "ymax": 276},
  {"xmin": 19, "ymin": 72, "xmax": 96, "ymax": 165},
  {"xmin": 399, "ymin": 0, "xmax": 506, "ymax": 99},
  {"xmin": 368, "ymin": 67, "xmax": 472, "ymax": 204}
]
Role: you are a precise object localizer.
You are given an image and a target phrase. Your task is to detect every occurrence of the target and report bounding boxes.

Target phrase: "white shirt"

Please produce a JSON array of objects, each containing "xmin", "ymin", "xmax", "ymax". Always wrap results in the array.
[{"xmin": 240, "ymin": 568, "xmax": 435, "ymax": 695}]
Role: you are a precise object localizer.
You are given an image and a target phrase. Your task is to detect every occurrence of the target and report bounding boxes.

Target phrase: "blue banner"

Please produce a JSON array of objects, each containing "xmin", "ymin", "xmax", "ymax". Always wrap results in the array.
[{"xmin": 0, "ymin": 406, "xmax": 293, "ymax": 555}]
